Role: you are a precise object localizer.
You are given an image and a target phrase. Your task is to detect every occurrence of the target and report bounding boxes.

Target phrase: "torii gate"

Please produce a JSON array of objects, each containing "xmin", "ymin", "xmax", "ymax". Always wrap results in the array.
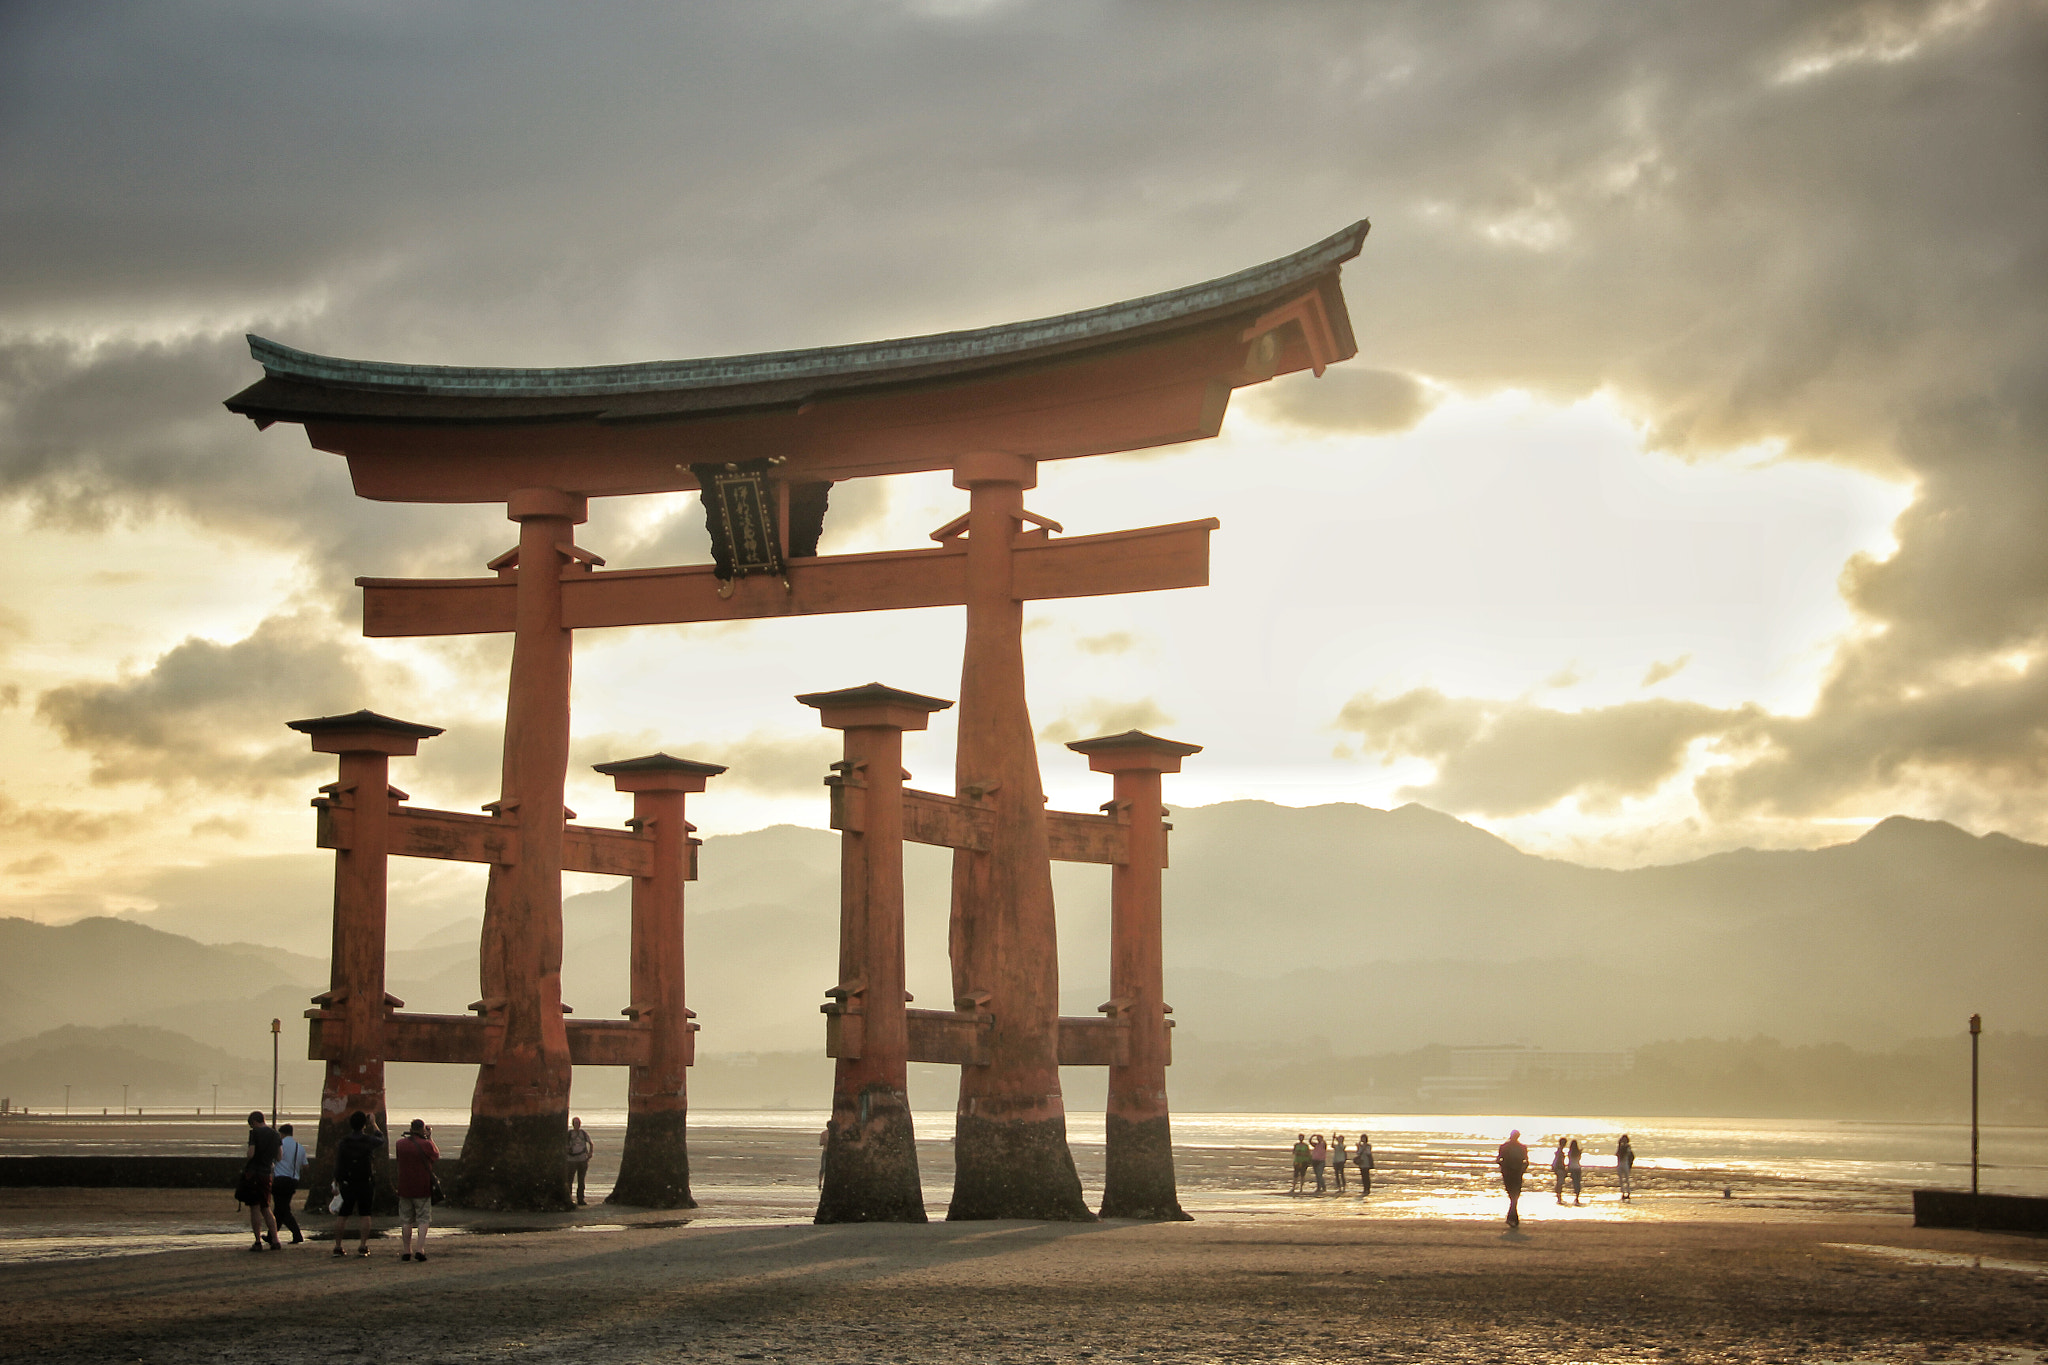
[{"xmin": 227, "ymin": 220, "xmax": 1368, "ymax": 1216}]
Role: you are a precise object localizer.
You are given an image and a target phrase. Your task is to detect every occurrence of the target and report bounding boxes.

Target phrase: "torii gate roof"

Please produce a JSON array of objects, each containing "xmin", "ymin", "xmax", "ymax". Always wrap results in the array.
[{"xmin": 225, "ymin": 220, "xmax": 1367, "ymax": 503}]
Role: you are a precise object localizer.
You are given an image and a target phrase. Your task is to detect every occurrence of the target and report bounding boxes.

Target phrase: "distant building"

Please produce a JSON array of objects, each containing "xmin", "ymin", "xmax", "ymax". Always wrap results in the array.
[{"xmin": 1418, "ymin": 1044, "xmax": 1632, "ymax": 1103}]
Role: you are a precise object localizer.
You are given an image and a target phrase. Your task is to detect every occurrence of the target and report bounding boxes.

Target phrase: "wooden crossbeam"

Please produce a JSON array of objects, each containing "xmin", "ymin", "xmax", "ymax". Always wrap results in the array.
[
  {"xmin": 315, "ymin": 803, "xmax": 690, "ymax": 880},
  {"xmin": 360, "ymin": 519, "xmax": 1217, "ymax": 638},
  {"xmin": 308, "ymin": 1011, "xmax": 668, "ymax": 1068},
  {"xmin": 847, "ymin": 1010, "xmax": 1137, "ymax": 1068},
  {"xmin": 830, "ymin": 786, "xmax": 1161, "ymax": 867}
]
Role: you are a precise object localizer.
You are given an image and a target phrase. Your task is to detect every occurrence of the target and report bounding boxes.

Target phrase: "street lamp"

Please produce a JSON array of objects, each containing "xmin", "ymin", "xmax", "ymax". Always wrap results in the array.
[
  {"xmin": 270, "ymin": 1018, "xmax": 282, "ymax": 1125},
  {"xmin": 211, "ymin": 1083, "xmax": 218, "ymax": 1116},
  {"xmin": 121, "ymin": 1083, "xmax": 129, "ymax": 1116},
  {"xmin": 1969, "ymin": 1013, "xmax": 1982, "ymax": 1227},
  {"xmin": 63, "ymin": 1085, "xmax": 69, "ymax": 1116}
]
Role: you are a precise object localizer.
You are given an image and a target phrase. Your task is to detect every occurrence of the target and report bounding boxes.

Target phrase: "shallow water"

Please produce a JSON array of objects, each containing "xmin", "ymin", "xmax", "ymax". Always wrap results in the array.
[{"xmin": 2, "ymin": 1109, "xmax": 2038, "ymax": 1263}]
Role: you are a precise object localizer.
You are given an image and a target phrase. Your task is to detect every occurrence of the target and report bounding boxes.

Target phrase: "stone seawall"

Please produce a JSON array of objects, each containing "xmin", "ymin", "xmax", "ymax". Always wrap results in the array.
[{"xmin": 1912, "ymin": 1188, "xmax": 2048, "ymax": 1233}]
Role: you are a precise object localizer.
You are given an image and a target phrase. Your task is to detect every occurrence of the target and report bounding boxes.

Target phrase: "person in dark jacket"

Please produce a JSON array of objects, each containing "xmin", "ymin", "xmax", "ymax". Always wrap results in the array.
[
  {"xmin": 241, "ymin": 1111, "xmax": 282, "ymax": 1252},
  {"xmin": 330, "ymin": 1110, "xmax": 381, "ymax": 1257},
  {"xmin": 1497, "ymin": 1129, "xmax": 1530, "ymax": 1230}
]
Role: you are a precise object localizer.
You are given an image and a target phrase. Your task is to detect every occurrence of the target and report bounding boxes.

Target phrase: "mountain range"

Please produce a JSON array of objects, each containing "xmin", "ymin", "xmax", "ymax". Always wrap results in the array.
[{"xmin": 1, "ymin": 801, "xmax": 2039, "ymax": 1115}]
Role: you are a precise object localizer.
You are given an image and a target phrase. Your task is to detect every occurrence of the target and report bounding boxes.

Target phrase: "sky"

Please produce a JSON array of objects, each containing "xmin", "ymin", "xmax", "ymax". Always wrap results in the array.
[{"xmin": 1, "ymin": 0, "xmax": 2044, "ymax": 933}]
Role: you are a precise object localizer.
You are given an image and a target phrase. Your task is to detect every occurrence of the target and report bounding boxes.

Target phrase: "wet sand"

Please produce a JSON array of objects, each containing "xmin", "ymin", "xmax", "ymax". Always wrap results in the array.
[{"xmin": 1, "ymin": 1121, "xmax": 2043, "ymax": 1363}]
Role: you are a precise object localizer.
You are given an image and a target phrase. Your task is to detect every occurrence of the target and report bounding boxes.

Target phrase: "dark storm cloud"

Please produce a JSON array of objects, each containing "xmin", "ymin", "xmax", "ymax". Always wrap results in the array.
[
  {"xmin": 35, "ymin": 613, "xmax": 393, "ymax": 791},
  {"xmin": 2, "ymin": 0, "xmax": 2044, "ymax": 825}
]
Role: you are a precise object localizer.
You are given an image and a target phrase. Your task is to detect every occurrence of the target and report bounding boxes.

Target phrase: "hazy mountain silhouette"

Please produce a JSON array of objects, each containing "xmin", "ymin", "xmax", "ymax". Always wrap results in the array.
[
  {"xmin": 15, "ymin": 803, "xmax": 2041, "ymax": 1110},
  {"xmin": 0, "ymin": 1024, "xmax": 278, "ymax": 1114}
]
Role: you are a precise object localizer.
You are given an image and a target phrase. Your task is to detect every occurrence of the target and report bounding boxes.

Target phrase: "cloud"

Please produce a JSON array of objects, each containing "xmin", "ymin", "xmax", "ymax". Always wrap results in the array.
[
  {"xmin": 1244, "ymin": 367, "xmax": 1441, "ymax": 436},
  {"xmin": 1338, "ymin": 687, "xmax": 1748, "ymax": 817},
  {"xmin": 0, "ymin": 794, "xmax": 116, "ymax": 843},
  {"xmin": 570, "ymin": 728, "xmax": 838, "ymax": 799},
  {"xmin": 1698, "ymin": 652, "xmax": 2048, "ymax": 820},
  {"xmin": 1037, "ymin": 697, "xmax": 1174, "ymax": 745},
  {"xmin": 0, "ymin": 0, "xmax": 2043, "ymax": 853},
  {"xmin": 35, "ymin": 612, "xmax": 393, "ymax": 792},
  {"xmin": 1641, "ymin": 655, "xmax": 1692, "ymax": 687}
]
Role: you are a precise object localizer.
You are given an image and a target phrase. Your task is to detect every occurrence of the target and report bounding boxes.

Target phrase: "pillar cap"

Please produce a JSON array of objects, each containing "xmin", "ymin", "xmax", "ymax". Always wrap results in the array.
[
  {"xmin": 952, "ymin": 450, "xmax": 1037, "ymax": 490},
  {"xmin": 1066, "ymin": 729, "xmax": 1202, "ymax": 774},
  {"xmin": 287, "ymin": 709, "xmax": 444, "ymax": 756},
  {"xmin": 594, "ymin": 752, "xmax": 727, "ymax": 793},
  {"xmin": 507, "ymin": 487, "xmax": 588, "ymax": 522},
  {"xmin": 797, "ymin": 682, "xmax": 954, "ymax": 732}
]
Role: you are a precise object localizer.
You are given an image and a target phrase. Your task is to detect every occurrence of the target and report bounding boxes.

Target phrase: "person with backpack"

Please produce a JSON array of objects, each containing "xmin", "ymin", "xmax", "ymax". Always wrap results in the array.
[
  {"xmin": 239, "ymin": 1110, "xmax": 282, "ymax": 1252},
  {"xmin": 1356, "ymin": 1134, "xmax": 1376, "ymax": 1197},
  {"xmin": 330, "ymin": 1110, "xmax": 381, "ymax": 1257},
  {"xmin": 567, "ymin": 1116, "xmax": 594, "ymax": 1205}
]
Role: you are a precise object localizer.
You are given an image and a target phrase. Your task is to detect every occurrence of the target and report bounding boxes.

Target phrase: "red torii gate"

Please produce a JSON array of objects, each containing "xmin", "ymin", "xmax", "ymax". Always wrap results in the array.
[{"xmin": 228, "ymin": 221, "xmax": 1369, "ymax": 1216}]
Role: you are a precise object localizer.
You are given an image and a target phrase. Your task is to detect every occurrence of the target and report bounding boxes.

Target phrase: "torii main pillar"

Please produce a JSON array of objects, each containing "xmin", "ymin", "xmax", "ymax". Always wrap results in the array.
[
  {"xmin": 947, "ymin": 451, "xmax": 1093, "ymax": 1221},
  {"xmin": 455, "ymin": 488, "xmax": 586, "ymax": 1210}
]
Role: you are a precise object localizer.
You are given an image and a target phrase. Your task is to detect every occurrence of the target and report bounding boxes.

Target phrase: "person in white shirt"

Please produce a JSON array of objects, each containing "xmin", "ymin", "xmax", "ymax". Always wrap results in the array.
[{"xmin": 271, "ymin": 1122, "xmax": 310, "ymax": 1244}]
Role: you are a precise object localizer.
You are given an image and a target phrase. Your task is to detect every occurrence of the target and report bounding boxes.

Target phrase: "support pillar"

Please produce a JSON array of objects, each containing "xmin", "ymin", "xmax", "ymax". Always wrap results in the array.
[
  {"xmin": 456, "ymin": 487, "xmax": 587, "ymax": 1210},
  {"xmin": 946, "ymin": 452, "xmax": 1092, "ymax": 1221},
  {"xmin": 1068, "ymin": 730, "xmax": 1201, "ymax": 1221},
  {"xmin": 597, "ymin": 753, "xmax": 724, "ymax": 1208},
  {"xmin": 801, "ymin": 683, "xmax": 954, "ymax": 1224},
  {"xmin": 287, "ymin": 709, "xmax": 443, "ymax": 1212}
]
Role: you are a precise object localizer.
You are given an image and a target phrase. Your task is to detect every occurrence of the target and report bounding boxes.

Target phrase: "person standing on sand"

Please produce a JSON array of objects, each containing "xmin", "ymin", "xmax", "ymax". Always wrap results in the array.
[
  {"xmin": 393, "ymin": 1119, "xmax": 439, "ymax": 1261},
  {"xmin": 1330, "ymin": 1134, "xmax": 1348, "ymax": 1193},
  {"xmin": 272, "ymin": 1122, "xmax": 308, "ymax": 1244},
  {"xmin": 1567, "ymin": 1139, "xmax": 1584, "ymax": 1205},
  {"xmin": 1356, "ymin": 1135, "xmax": 1375, "ymax": 1196},
  {"xmin": 1308, "ymin": 1133, "xmax": 1328, "ymax": 1193},
  {"xmin": 567, "ymin": 1116, "xmax": 594, "ymax": 1205},
  {"xmin": 1497, "ymin": 1129, "xmax": 1529, "ymax": 1230},
  {"xmin": 1551, "ymin": 1139, "xmax": 1568, "ymax": 1203},
  {"xmin": 330, "ymin": 1110, "xmax": 380, "ymax": 1257},
  {"xmin": 1291, "ymin": 1134, "xmax": 1311, "ymax": 1193},
  {"xmin": 1615, "ymin": 1134, "xmax": 1635, "ymax": 1200},
  {"xmin": 241, "ymin": 1110, "xmax": 282, "ymax": 1252}
]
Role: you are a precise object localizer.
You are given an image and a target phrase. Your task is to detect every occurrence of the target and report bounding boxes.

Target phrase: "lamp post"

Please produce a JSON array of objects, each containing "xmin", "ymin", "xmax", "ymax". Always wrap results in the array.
[
  {"xmin": 1969, "ymin": 1013, "xmax": 1982, "ymax": 1227},
  {"xmin": 270, "ymin": 1018, "xmax": 282, "ymax": 1126},
  {"xmin": 211, "ymin": 1084, "xmax": 218, "ymax": 1117},
  {"xmin": 63, "ymin": 1085, "xmax": 69, "ymax": 1116}
]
